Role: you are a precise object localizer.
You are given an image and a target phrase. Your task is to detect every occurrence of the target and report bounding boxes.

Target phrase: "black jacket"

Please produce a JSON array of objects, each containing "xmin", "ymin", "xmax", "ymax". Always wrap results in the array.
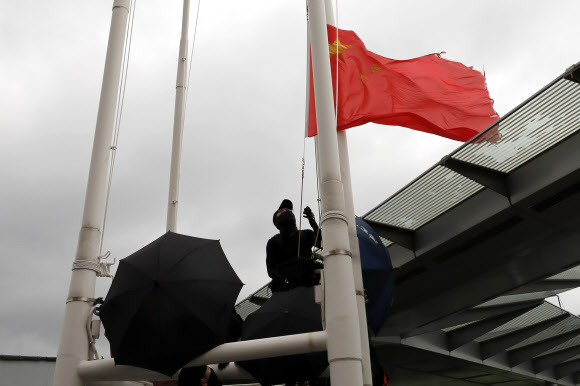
[{"xmin": 266, "ymin": 228, "xmax": 321, "ymax": 291}]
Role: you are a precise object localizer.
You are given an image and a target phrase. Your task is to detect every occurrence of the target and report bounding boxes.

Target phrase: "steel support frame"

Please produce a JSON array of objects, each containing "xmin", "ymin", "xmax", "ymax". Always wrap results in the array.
[
  {"xmin": 533, "ymin": 346, "xmax": 580, "ymax": 373},
  {"xmin": 365, "ymin": 220, "xmax": 415, "ymax": 251},
  {"xmin": 505, "ymin": 279, "xmax": 580, "ymax": 296},
  {"xmin": 446, "ymin": 304, "xmax": 538, "ymax": 351},
  {"xmin": 508, "ymin": 325, "xmax": 580, "ymax": 367},
  {"xmin": 373, "ymin": 334, "xmax": 579, "ymax": 386},
  {"xmin": 479, "ymin": 314, "xmax": 569, "ymax": 360},
  {"xmin": 376, "ymin": 132, "xmax": 580, "ymax": 337},
  {"xmin": 441, "ymin": 156, "xmax": 510, "ymax": 197},
  {"xmin": 556, "ymin": 358, "xmax": 580, "ymax": 379},
  {"xmin": 403, "ymin": 300, "xmax": 542, "ymax": 338}
]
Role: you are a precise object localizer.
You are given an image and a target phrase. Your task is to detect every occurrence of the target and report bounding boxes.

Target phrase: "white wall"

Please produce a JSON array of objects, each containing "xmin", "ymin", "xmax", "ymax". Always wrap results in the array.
[
  {"xmin": 0, "ymin": 359, "xmax": 151, "ymax": 386},
  {"xmin": 0, "ymin": 360, "xmax": 55, "ymax": 386}
]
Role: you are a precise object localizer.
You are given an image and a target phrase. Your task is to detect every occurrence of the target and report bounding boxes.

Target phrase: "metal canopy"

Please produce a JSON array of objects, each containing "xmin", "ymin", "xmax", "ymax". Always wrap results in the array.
[
  {"xmin": 236, "ymin": 61, "xmax": 580, "ymax": 385},
  {"xmin": 364, "ymin": 61, "xmax": 580, "ymax": 385},
  {"xmin": 367, "ymin": 60, "xmax": 580, "ymax": 337},
  {"xmin": 373, "ymin": 300, "xmax": 580, "ymax": 385}
]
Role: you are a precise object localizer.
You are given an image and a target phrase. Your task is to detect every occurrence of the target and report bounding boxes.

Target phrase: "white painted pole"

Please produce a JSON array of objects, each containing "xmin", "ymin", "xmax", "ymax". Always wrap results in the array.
[
  {"xmin": 322, "ymin": 1, "xmax": 373, "ymax": 384},
  {"xmin": 166, "ymin": 0, "xmax": 191, "ymax": 232},
  {"xmin": 307, "ymin": 1, "xmax": 363, "ymax": 385},
  {"xmin": 53, "ymin": 1, "xmax": 131, "ymax": 385},
  {"xmin": 337, "ymin": 132, "xmax": 374, "ymax": 386},
  {"xmin": 78, "ymin": 331, "xmax": 327, "ymax": 382}
]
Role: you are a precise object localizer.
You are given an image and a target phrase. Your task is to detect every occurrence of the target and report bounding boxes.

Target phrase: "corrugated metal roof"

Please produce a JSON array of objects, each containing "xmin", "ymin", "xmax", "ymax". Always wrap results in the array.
[
  {"xmin": 475, "ymin": 293, "xmax": 559, "ymax": 309},
  {"xmin": 364, "ymin": 72, "xmax": 580, "ymax": 234},
  {"xmin": 235, "ymin": 300, "xmax": 260, "ymax": 321},
  {"xmin": 549, "ymin": 266, "xmax": 580, "ymax": 281},
  {"xmin": 365, "ymin": 166, "xmax": 483, "ymax": 230},
  {"xmin": 508, "ymin": 315, "xmax": 580, "ymax": 350},
  {"xmin": 476, "ymin": 302, "xmax": 564, "ymax": 342},
  {"xmin": 235, "ymin": 283, "xmax": 272, "ymax": 320},
  {"xmin": 539, "ymin": 335, "xmax": 580, "ymax": 356},
  {"xmin": 453, "ymin": 79, "xmax": 580, "ymax": 173}
]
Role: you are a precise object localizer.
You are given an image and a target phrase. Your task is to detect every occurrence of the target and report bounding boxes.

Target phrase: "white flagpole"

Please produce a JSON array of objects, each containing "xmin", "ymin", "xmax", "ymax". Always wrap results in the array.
[
  {"xmin": 166, "ymin": 0, "xmax": 191, "ymax": 232},
  {"xmin": 337, "ymin": 128, "xmax": 374, "ymax": 386},
  {"xmin": 307, "ymin": 1, "xmax": 363, "ymax": 385},
  {"xmin": 321, "ymin": 3, "xmax": 373, "ymax": 385},
  {"xmin": 53, "ymin": 1, "xmax": 131, "ymax": 385}
]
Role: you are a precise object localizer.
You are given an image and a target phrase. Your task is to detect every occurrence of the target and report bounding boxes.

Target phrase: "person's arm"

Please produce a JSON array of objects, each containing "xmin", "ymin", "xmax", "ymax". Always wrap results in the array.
[
  {"xmin": 303, "ymin": 206, "xmax": 321, "ymax": 248},
  {"xmin": 266, "ymin": 238, "xmax": 282, "ymax": 281}
]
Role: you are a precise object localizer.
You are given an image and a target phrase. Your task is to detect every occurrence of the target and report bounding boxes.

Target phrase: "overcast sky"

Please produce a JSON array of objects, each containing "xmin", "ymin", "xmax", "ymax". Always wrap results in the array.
[{"xmin": 1, "ymin": 0, "xmax": 579, "ymax": 357}]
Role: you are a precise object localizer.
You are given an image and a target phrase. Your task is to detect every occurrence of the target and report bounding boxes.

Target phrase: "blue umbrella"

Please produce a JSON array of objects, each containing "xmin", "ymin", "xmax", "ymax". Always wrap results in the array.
[{"xmin": 356, "ymin": 217, "xmax": 395, "ymax": 334}]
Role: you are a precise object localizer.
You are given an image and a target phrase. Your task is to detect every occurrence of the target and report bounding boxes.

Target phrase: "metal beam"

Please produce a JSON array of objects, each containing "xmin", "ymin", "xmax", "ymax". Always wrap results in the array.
[
  {"xmin": 365, "ymin": 220, "xmax": 415, "ymax": 251},
  {"xmin": 404, "ymin": 300, "xmax": 542, "ymax": 337},
  {"xmin": 384, "ymin": 222, "xmax": 580, "ymax": 337},
  {"xmin": 447, "ymin": 304, "xmax": 538, "ymax": 350},
  {"xmin": 505, "ymin": 279, "xmax": 580, "ymax": 296},
  {"xmin": 565, "ymin": 62, "xmax": 580, "ymax": 84},
  {"xmin": 480, "ymin": 313, "xmax": 569, "ymax": 359},
  {"xmin": 555, "ymin": 357, "xmax": 580, "ymax": 379},
  {"xmin": 508, "ymin": 325, "xmax": 580, "ymax": 367},
  {"xmin": 574, "ymin": 370, "xmax": 580, "ymax": 384},
  {"xmin": 532, "ymin": 345, "xmax": 580, "ymax": 373},
  {"xmin": 441, "ymin": 156, "xmax": 510, "ymax": 197},
  {"xmin": 79, "ymin": 331, "xmax": 328, "ymax": 381}
]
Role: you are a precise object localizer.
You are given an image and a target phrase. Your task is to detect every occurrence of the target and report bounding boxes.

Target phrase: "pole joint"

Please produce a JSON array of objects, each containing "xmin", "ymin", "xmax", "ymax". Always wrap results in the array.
[
  {"xmin": 66, "ymin": 296, "xmax": 101, "ymax": 305},
  {"xmin": 320, "ymin": 210, "xmax": 348, "ymax": 225},
  {"xmin": 328, "ymin": 357, "xmax": 363, "ymax": 363},
  {"xmin": 321, "ymin": 249, "xmax": 352, "ymax": 258}
]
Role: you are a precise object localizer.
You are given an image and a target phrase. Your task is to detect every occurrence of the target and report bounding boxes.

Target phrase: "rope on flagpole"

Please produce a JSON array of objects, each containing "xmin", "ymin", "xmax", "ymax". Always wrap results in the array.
[
  {"xmin": 184, "ymin": 0, "xmax": 202, "ymax": 114},
  {"xmin": 298, "ymin": 1, "xmax": 310, "ymax": 256},
  {"xmin": 99, "ymin": 0, "xmax": 137, "ymax": 257},
  {"xmin": 335, "ymin": 0, "xmax": 339, "ymax": 122}
]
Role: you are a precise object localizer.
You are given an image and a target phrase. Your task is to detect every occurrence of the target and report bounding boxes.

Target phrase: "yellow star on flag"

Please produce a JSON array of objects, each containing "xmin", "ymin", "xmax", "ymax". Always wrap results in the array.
[
  {"xmin": 329, "ymin": 40, "xmax": 352, "ymax": 62},
  {"xmin": 360, "ymin": 74, "xmax": 367, "ymax": 82},
  {"xmin": 371, "ymin": 64, "xmax": 380, "ymax": 73}
]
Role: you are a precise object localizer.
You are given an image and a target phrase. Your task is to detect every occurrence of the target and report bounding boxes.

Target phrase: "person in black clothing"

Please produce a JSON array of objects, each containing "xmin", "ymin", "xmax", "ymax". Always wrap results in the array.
[
  {"xmin": 266, "ymin": 199, "xmax": 322, "ymax": 292},
  {"xmin": 178, "ymin": 310, "xmax": 243, "ymax": 385},
  {"xmin": 178, "ymin": 365, "xmax": 221, "ymax": 386}
]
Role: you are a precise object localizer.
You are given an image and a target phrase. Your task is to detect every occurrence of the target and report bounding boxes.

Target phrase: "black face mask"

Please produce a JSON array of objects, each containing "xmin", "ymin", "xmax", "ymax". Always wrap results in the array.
[{"xmin": 274, "ymin": 211, "xmax": 297, "ymax": 233}]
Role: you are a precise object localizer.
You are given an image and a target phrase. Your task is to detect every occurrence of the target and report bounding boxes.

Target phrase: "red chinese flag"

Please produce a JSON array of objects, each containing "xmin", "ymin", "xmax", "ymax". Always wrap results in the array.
[{"xmin": 308, "ymin": 26, "xmax": 499, "ymax": 141}]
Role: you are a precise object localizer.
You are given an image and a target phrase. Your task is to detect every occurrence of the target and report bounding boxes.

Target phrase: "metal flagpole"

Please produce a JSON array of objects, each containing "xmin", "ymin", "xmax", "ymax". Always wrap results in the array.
[
  {"xmin": 166, "ymin": 0, "xmax": 191, "ymax": 232},
  {"xmin": 337, "ymin": 125, "xmax": 374, "ymax": 385},
  {"xmin": 53, "ymin": 1, "xmax": 131, "ymax": 385},
  {"xmin": 307, "ymin": 0, "xmax": 364, "ymax": 385},
  {"xmin": 322, "ymin": 1, "xmax": 373, "ymax": 384}
]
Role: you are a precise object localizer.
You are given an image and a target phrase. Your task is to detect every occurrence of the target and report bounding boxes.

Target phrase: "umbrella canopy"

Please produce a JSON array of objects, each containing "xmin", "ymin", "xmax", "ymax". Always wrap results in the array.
[
  {"xmin": 356, "ymin": 217, "xmax": 395, "ymax": 334},
  {"xmin": 237, "ymin": 286, "xmax": 328, "ymax": 385},
  {"xmin": 98, "ymin": 231, "xmax": 243, "ymax": 376}
]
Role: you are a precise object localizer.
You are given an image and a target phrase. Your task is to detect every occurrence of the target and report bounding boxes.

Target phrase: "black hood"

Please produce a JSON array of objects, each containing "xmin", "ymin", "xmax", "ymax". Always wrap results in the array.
[{"xmin": 273, "ymin": 210, "xmax": 297, "ymax": 234}]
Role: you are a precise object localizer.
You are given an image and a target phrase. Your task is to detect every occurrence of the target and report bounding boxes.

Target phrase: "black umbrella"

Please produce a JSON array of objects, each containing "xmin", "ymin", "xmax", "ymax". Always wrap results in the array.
[
  {"xmin": 237, "ymin": 286, "xmax": 328, "ymax": 385},
  {"xmin": 98, "ymin": 231, "xmax": 243, "ymax": 376}
]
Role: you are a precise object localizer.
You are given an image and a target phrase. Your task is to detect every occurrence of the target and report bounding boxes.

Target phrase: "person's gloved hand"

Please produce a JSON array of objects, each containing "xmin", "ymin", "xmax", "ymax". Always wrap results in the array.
[{"xmin": 303, "ymin": 206, "xmax": 315, "ymax": 221}]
